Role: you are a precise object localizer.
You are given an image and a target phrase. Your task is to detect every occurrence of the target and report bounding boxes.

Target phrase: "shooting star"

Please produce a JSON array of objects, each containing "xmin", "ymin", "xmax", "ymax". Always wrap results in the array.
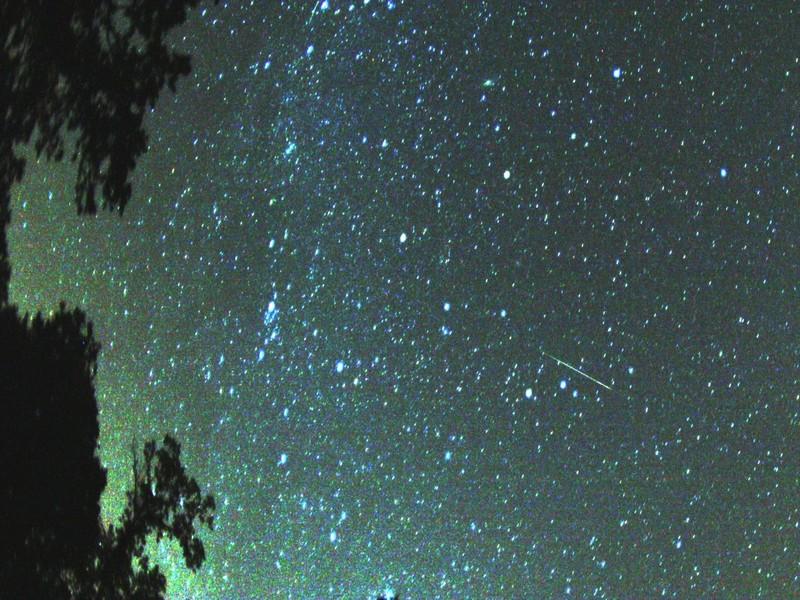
[
  {"xmin": 307, "ymin": 0, "xmax": 320, "ymax": 25},
  {"xmin": 542, "ymin": 351, "xmax": 612, "ymax": 391}
]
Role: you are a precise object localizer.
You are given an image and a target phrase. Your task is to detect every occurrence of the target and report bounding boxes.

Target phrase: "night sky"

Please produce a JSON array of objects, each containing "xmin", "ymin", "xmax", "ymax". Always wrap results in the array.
[{"xmin": 7, "ymin": 2, "xmax": 800, "ymax": 598}]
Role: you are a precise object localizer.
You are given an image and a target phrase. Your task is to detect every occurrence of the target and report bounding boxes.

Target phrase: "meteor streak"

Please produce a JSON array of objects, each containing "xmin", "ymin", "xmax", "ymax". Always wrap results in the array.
[{"xmin": 542, "ymin": 351, "xmax": 612, "ymax": 391}]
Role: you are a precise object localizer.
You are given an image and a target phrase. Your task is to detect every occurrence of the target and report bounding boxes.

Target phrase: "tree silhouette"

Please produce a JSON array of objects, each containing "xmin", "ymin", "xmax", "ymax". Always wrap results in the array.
[
  {"xmin": 0, "ymin": 1, "xmax": 216, "ymax": 598},
  {"xmin": 0, "ymin": 0, "xmax": 214, "ymax": 302},
  {"xmin": 0, "ymin": 302, "xmax": 106, "ymax": 599},
  {"xmin": 75, "ymin": 436, "xmax": 215, "ymax": 599},
  {"xmin": 0, "ymin": 302, "xmax": 216, "ymax": 599}
]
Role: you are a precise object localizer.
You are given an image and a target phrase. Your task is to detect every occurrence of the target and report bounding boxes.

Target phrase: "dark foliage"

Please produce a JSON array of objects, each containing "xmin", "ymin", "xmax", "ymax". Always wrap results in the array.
[
  {"xmin": 0, "ymin": 302, "xmax": 106, "ymax": 599},
  {"xmin": 76, "ymin": 436, "xmax": 215, "ymax": 599},
  {"xmin": 0, "ymin": 0, "xmax": 214, "ymax": 302},
  {"xmin": 0, "ymin": 1, "xmax": 217, "ymax": 597},
  {"xmin": 0, "ymin": 300, "xmax": 215, "ymax": 598}
]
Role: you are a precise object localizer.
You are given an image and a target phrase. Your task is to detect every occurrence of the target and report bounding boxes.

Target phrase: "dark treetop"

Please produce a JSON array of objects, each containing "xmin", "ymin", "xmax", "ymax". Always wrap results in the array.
[{"xmin": 0, "ymin": 0, "xmax": 210, "ymax": 301}]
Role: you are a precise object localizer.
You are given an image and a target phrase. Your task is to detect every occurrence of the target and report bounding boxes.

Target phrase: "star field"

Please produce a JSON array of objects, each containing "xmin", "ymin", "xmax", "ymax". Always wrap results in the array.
[{"xmin": 7, "ymin": 2, "xmax": 800, "ymax": 598}]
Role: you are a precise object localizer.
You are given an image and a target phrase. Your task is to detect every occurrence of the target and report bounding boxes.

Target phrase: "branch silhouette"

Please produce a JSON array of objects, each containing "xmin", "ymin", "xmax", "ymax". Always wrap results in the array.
[{"xmin": 1, "ymin": 1, "xmax": 217, "ymax": 598}]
